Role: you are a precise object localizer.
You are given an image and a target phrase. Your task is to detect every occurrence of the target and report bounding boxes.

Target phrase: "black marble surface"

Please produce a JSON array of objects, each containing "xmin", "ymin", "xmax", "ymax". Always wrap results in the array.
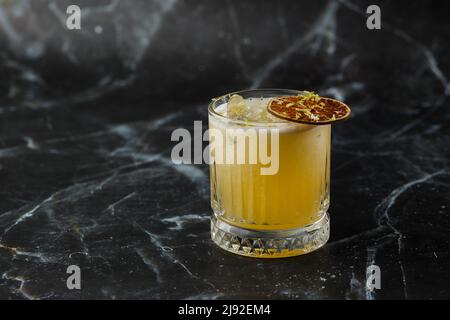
[{"xmin": 0, "ymin": 0, "xmax": 449, "ymax": 300}]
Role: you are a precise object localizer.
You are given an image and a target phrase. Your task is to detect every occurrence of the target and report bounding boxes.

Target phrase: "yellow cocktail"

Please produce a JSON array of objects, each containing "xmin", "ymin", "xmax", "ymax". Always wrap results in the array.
[{"xmin": 208, "ymin": 89, "xmax": 331, "ymax": 258}]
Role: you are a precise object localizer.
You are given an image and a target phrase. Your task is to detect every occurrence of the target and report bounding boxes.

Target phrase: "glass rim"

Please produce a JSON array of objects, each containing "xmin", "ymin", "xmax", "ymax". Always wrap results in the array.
[{"xmin": 208, "ymin": 88, "xmax": 308, "ymax": 126}]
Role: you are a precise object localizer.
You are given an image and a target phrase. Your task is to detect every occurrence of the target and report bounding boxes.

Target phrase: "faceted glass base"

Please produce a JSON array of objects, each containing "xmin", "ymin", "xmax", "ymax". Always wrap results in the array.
[{"xmin": 211, "ymin": 213, "xmax": 330, "ymax": 258}]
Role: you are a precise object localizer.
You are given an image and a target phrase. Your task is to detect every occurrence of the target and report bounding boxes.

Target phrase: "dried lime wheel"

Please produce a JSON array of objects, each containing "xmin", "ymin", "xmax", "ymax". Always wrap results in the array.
[{"xmin": 267, "ymin": 92, "xmax": 351, "ymax": 125}]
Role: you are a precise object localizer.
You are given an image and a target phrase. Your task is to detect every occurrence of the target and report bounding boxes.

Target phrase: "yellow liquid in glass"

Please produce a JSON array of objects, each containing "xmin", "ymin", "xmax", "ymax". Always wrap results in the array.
[{"xmin": 209, "ymin": 100, "xmax": 330, "ymax": 231}]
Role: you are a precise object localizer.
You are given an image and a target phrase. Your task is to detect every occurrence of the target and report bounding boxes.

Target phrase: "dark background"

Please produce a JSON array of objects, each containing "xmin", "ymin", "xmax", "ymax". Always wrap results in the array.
[{"xmin": 0, "ymin": 0, "xmax": 449, "ymax": 299}]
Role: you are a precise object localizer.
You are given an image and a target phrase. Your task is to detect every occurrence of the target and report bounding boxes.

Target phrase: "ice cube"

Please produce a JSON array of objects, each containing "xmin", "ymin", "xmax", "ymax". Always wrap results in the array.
[{"xmin": 227, "ymin": 94, "xmax": 247, "ymax": 120}]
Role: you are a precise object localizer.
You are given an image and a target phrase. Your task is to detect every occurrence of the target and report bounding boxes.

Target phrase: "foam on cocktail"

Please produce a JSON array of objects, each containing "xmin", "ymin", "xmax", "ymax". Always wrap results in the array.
[
  {"xmin": 212, "ymin": 95, "xmax": 314, "ymax": 134},
  {"xmin": 220, "ymin": 95, "xmax": 283, "ymax": 122}
]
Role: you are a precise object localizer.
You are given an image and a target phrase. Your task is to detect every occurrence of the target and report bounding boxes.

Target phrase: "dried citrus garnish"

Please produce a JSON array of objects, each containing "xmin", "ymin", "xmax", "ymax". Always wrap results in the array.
[{"xmin": 267, "ymin": 92, "xmax": 351, "ymax": 124}]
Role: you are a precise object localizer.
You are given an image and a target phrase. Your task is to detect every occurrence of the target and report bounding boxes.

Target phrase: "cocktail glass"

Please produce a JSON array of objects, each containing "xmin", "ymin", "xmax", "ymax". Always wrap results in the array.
[{"xmin": 208, "ymin": 89, "xmax": 330, "ymax": 258}]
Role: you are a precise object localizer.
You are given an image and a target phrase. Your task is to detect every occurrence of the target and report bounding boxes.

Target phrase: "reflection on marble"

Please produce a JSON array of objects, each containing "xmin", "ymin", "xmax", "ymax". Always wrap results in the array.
[{"xmin": 0, "ymin": 0, "xmax": 449, "ymax": 299}]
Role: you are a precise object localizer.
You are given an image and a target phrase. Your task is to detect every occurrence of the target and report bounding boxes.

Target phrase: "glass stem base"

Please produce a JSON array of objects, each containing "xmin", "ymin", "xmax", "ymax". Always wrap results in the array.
[{"xmin": 211, "ymin": 213, "xmax": 330, "ymax": 258}]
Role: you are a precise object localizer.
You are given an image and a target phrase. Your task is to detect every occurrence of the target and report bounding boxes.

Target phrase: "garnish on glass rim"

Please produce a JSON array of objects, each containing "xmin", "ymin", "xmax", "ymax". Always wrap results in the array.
[{"xmin": 267, "ymin": 91, "xmax": 351, "ymax": 125}]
